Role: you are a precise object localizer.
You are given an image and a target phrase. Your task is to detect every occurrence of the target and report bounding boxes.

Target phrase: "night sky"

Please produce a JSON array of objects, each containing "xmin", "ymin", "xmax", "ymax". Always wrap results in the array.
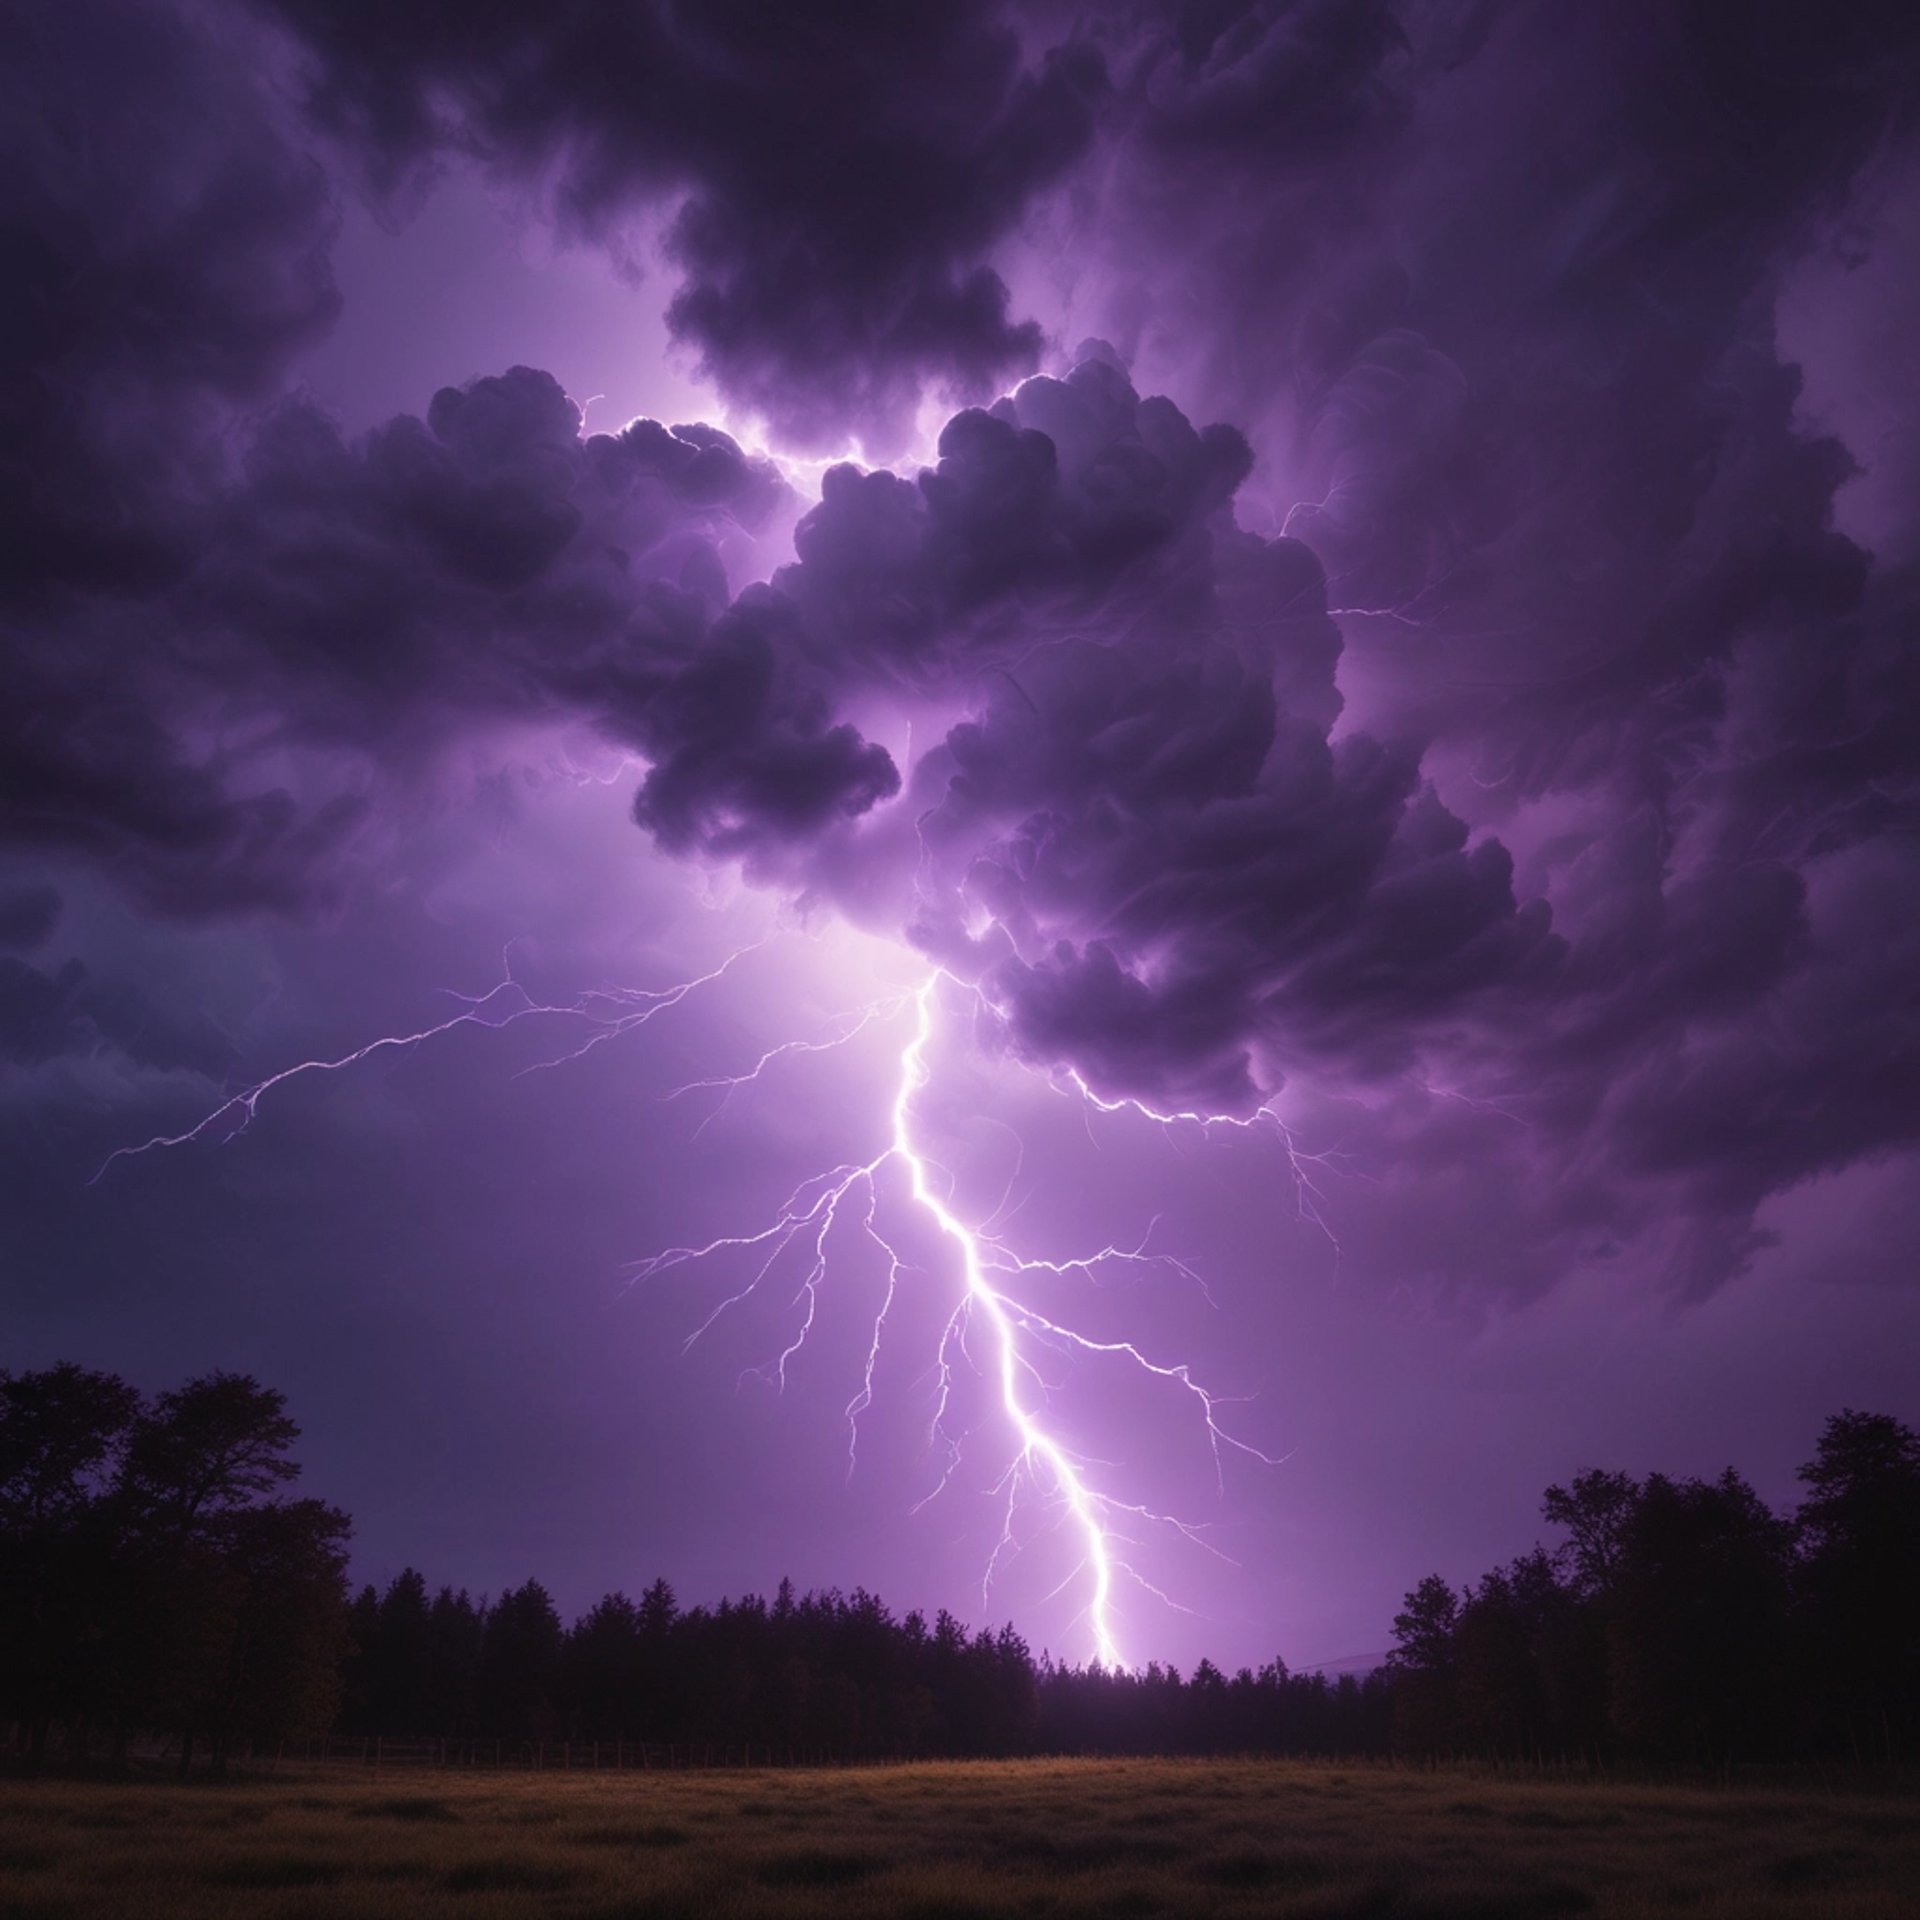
[{"xmin": 7, "ymin": 0, "xmax": 1919, "ymax": 1675}]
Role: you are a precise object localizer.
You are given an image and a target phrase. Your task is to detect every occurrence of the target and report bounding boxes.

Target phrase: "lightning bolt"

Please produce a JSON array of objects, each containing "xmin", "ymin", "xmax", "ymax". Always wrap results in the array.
[
  {"xmin": 88, "ymin": 941, "xmax": 764, "ymax": 1183},
  {"xmin": 94, "ymin": 933, "xmax": 1294, "ymax": 1670},
  {"xmin": 889, "ymin": 976, "xmax": 1129, "ymax": 1667},
  {"xmin": 1064, "ymin": 1070, "xmax": 1347, "ymax": 1259},
  {"xmin": 635, "ymin": 972, "xmax": 1285, "ymax": 1670}
]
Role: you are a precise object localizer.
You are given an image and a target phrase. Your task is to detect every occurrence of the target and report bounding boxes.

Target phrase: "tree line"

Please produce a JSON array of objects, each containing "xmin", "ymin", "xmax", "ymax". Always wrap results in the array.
[
  {"xmin": 1385, "ymin": 1411, "xmax": 1920, "ymax": 1766},
  {"xmin": 4, "ymin": 1362, "xmax": 1914, "ymax": 1772},
  {"xmin": 334, "ymin": 1570, "xmax": 1395, "ymax": 1761},
  {"xmin": 0, "ymin": 1365, "xmax": 348, "ymax": 1773}
]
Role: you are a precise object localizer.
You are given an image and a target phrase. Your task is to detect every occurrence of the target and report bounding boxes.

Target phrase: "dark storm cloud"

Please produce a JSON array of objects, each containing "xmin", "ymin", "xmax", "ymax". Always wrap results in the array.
[
  {"xmin": 1054, "ymin": 0, "xmax": 1918, "ymax": 776},
  {"xmin": 208, "ymin": 364, "xmax": 785, "ymax": 711},
  {"xmin": 1, "ymin": 0, "xmax": 340, "ymax": 607},
  {"xmin": 0, "ymin": 953, "xmax": 235, "ymax": 1082},
  {"xmin": 0, "ymin": 653, "xmax": 371, "ymax": 919},
  {"xmin": 251, "ymin": 0, "xmax": 1107, "ymax": 452},
  {"xmin": 974, "ymin": 0, "xmax": 1920, "ymax": 1293},
  {"xmin": 0, "ymin": 888, "xmax": 62, "ymax": 954},
  {"xmin": 745, "ymin": 358, "xmax": 1563, "ymax": 1130},
  {"xmin": 5, "ymin": 357, "xmax": 893, "ymax": 909},
  {"xmin": 0, "ymin": 0, "xmax": 894, "ymax": 915},
  {"xmin": 915, "ymin": 637, "xmax": 1558, "ymax": 1115},
  {"xmin": 0, "ymin": 0, "xmax": 357, "ymax": 915},
  {"xmin": 1087, "ymin": 0, "xmax": 1920, "ymax": 732},
  {"xmin": 7, "ymin": 0, "xmax": 1084, "ymax": 913},
  {"xmin": 8, "ymin": 0, "xmax": 1919, "ymax": 1307},
  {"xmin": 211, "ymin": 366, "xmax": 902, "ymax": 869},
  {"xmin": 774, "ymin": 350, "xmax": 1255, "ymax": 685}
]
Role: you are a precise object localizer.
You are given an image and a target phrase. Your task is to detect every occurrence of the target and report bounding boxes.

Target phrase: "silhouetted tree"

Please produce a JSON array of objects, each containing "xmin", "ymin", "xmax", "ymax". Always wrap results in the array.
[
  {"xmin": 370, "ymin": 1569, "xmax": 433, "ymax": 1734},
  {"xmin": 341, "ymin": 1583, "xmax": 381, "ymax": 1732},
  {"xmin": 0, "ymin": 1365, "xmax": 141, "ymax": 1769},
  {"xmin": 120, "ymin": 1373, "xmax": 300, "ymax": 1536},
  {"xmin": 171, "ymin": 1498, "xmax": 351, "ymax": 1774},
  {"xmin": 11, "ymin": 1370, "xmax": 1912, "ymax": 1774},
  {"xmin": 1389, "ymin": 1573, "xmax": 1461, "ymax": 1752},
  {"xmin": 477, "ymin": 1580, "xmax": 564, "ymax": 1742},
  {"xmin": 123, "ymin": 1375, "xmax": 341, "ymax": 1773},
  {"xmin": 1794, "ymin": 1409, "xmax": 1920, "ymax": 1759},
  {"xmin": 1543, "ymin": 1469, "xmax": 1640, "ymax": 1600},
  {"xmin": 563, "ymin": 1591, "xmax": 643, "ymax": 1740},
  {"xmin": 1, "ymin": 1364, "xmax": 347, "ymax": 1773},
  {"xmin": 423, "ymin": 1585, "xmax": 484, "ymax": 1736},
  {"xmin": 1608, "ymin": 1469, "xmax": 1791, "ymax": 1761}
]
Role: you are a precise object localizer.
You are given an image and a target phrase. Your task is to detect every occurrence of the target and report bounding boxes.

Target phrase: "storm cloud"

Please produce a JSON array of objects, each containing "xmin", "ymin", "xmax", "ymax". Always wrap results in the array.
[
  {"xmin": 5, "ymin": 0, "xmax": 1918, "ymax": 1313},
  {"xmin": 251, "ymin": 0, "xmax": 1107, "ymax": 453}
]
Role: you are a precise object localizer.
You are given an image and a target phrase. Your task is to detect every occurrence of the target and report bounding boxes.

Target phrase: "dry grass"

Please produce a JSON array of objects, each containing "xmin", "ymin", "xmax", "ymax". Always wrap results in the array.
[{"xmin": 0, "ymin": 1757, "xmax": 1914, "ymax": 1918}]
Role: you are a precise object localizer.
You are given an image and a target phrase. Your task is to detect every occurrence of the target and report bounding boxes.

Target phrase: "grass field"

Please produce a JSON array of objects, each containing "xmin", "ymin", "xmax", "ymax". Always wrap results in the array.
[{"xmin": 0, "ymin": 1758, "xmax": 1914, "ymax": 1919}]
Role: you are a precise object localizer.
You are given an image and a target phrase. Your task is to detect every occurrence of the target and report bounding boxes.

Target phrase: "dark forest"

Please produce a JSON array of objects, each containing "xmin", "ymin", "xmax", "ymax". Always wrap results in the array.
[{"xmin": 4, "ymin": 1365, "xmax": 1915, "ymax": 1777}]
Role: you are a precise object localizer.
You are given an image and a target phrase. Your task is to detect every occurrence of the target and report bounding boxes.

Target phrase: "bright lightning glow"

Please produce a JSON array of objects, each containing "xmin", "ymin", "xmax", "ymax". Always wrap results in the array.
[
  {"xmin": 632, "ymin": 971, "xmax": 1285, "ymax": 1670},
  {"xmin": 94, "ymin": 935, "xmax": 1291, "ymax": 1670},
  {"xmin": 889, "ymin": 977, "xmax": 1126, "ymax": 1668}
]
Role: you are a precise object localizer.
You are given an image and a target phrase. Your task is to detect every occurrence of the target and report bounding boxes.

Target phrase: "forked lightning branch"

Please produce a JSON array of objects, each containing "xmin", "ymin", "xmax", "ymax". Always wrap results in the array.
[{"xmin": 95, "ymin": 936, "xmax": 1291, "ymax": 1668}]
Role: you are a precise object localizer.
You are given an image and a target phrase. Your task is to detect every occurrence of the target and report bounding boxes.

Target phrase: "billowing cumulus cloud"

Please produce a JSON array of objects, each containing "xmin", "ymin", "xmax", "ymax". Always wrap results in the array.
[
  {"xmin": 3, "ymin": 327, "xmax": 866, "ymax": 909},
  {"xmin": 5, "ymin": 0, "xmax": 1918, "ymax": 1314},
  {"xmin": 250, "ymin": 0, "xmax": 1107, "ymax": 453},
  {"xmin": 992, "ymin": 0, "xmax": 1920, "ymax": 1294}
]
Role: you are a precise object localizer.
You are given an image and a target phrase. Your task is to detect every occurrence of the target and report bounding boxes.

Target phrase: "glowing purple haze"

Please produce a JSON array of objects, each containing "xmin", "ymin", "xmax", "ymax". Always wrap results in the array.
[{"xmin": 8, "ymin": 0, "xmax": 1920, "ymax": 1669}]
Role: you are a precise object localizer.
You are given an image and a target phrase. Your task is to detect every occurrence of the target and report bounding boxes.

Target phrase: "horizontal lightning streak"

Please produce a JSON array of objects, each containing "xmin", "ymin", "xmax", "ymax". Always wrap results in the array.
[
  {"xmin": 1064, "ymin": 1070, "xmax": 1345, "ymax": 1257},
  {"xmin": 663, "ymin": 997, "xmax": 904, "ymax": 1104},
  {"xmin": 90, "ymin": 942, "xmax": 764, "ymax": 1184}
]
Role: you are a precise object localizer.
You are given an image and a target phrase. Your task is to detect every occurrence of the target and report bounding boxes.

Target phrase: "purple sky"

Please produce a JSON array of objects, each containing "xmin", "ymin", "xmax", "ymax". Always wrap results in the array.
[{"xmin": 5, "ymin": 0, "xmax": 1919, "ymax": 1674}]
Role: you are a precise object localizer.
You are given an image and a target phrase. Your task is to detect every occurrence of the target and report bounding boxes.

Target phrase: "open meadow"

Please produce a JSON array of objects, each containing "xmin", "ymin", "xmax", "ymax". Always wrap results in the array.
[{"xmin": 0, "ymin": 1759, "xmax": 1915, "ymax": 1920}]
